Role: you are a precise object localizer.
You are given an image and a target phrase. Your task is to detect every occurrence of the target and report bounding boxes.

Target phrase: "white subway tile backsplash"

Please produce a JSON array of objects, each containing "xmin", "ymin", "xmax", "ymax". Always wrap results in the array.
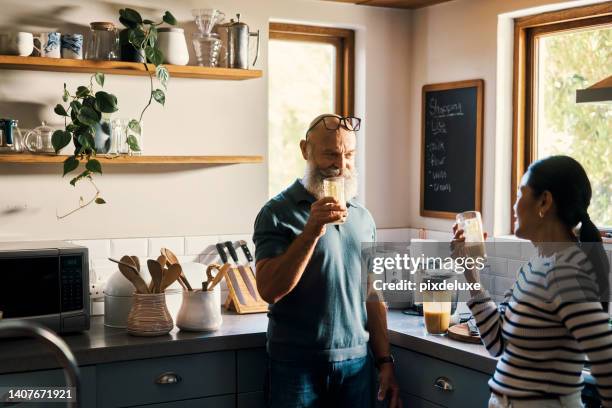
[
  {"xmin": 110, "ymin": 238, "xmax": 148, "ymax": 257},
  {"xmin": 480, "ymin": 274, "xmax": 494, "ymax": 293},
  {"xmin": 494, "ymin": 237, "xmax": 523, "ymax": 260},
  {"xmin": 377, "ymin": 228, "xmax": 412, "ymax": 242},
  {"xmin": 487, "ymin": 257, "xmax": 508, "ymax": 277},
  {"xmin": 71, "ymin": 239, "xmax": 110, "ymax": 261},
  {"xmin": 520, "ymin": 242, "xmax": 537, "ymax": 261},
  {"xmin": 184, "ymin": 235, "xmax": 220, "ymax": 256},
  {"xmin": 493, "ymin": 276, "xmax": 515, "ymax": 296},
  {"xmin": 424, "ymin": 230, "xmax": 453, "ymax": 241},
  {"xmin": 148, "ymin": 237, "xmax": 184, "ymax": 257},
  {"xmin": 507, "ymin": 260, "xmax": 524, "ymax": 279}
]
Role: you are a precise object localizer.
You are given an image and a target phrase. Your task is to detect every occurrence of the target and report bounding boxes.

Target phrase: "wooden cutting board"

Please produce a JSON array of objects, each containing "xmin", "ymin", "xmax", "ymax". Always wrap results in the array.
[{"xmin": 448, "ymin": 323, "xmax": 482, "ymax": 344}]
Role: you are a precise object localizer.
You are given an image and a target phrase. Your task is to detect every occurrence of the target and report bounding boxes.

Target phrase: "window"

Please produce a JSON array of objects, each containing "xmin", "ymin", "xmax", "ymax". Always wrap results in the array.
[
  {"xmin": 268, "ymin": 23, "xmax": 354, "ymax": 197},
  {"xmin": 512, "ymin": 5, "xmax": 612, "ymax": 229}
]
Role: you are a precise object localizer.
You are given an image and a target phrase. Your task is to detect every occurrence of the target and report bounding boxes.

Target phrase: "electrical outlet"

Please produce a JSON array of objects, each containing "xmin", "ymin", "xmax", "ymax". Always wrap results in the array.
[{"xmin": 89, "ymin": 282, "xmax": 104, "ymax": 300}]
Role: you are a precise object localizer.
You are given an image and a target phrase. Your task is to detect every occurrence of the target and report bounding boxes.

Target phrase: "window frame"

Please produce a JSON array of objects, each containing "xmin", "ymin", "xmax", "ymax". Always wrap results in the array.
[
  {"xmin": 268, "ymin": 23, "xmax": 355, "ymax": 116},
  {"xmin": 511, "ymin": 3, "xmax": 612, "ymax": 232}
]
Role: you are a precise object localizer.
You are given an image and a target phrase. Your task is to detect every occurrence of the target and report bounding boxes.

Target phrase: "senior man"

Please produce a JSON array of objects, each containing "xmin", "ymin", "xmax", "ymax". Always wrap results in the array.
[{"xmin": 253, "ymin": 114, "xmax": 401, "ymax": 408}]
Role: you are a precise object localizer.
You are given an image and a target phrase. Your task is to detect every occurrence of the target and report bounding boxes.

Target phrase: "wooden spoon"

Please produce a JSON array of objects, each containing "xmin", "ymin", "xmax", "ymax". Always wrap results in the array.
[
  {"xmin": 157, "ymin": 255, "xmax": 167, "ymax": 268},
  {"xmin": 147, "ymin": 259, "xmax": 163, "ymax": 293},
  {"xmin": 111, "ymin": 256, "xmax": 149, "ymax": 294},
  {"xmin": 130, "ymin": 256, "xmax": 140, "ymax": 273},
  {"xmin": 160, "ymin": 263, "xmax": 183, "ymax": 292},
  {"xmin": 160, "ymin": 247, "xmax": 193, "ymax": 291},
  {"xmin": 160, "ymin": 248, "xmax": 179, "ymax": 265},
  {"xmin": 206, "ymin": 263, "xmax": 230, "ymax": 291}
]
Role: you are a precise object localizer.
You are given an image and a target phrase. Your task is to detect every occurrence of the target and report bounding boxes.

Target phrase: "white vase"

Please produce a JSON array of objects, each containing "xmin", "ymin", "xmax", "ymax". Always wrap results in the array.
[{"xmin": 157, "ymin": 27, "xmax": 189, "ymax": 66}]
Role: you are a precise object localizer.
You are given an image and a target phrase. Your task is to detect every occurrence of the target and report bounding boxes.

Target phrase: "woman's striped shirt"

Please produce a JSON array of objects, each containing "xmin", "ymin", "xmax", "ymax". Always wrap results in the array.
[{"xmin": 467, "ymin": 245, "xmax": 612, "ymax": 406}]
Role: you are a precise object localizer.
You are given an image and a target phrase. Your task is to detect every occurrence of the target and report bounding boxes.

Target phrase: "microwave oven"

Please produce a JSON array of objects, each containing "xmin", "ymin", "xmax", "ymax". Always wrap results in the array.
[{"xmin": 0, "ymin": 241, "xmax": 90, "ymax": 333}]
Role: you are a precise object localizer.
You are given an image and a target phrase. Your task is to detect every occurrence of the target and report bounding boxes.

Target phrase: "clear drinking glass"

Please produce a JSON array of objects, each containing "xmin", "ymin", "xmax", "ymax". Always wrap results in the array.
[
  {"xmin": 323, "ymin": 176, "xmax": 346, "ymax": 225},
  {"xmin": 111, "ymin": 118, "xmax": 143, "ymax": 156},
  {"xmin": 456, "ymin": 211, "xmax": 486, "ymax": 258},
  {"xmin": 422, "ymin": 290, "xmax": 452, "ymax": 335}
]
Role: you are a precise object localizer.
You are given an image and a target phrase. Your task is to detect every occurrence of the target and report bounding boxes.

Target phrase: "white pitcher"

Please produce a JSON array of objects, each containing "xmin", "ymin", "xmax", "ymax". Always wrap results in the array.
[{"xmin": 176, "ymin": 287, "xmax": 222, "ymax": 331}]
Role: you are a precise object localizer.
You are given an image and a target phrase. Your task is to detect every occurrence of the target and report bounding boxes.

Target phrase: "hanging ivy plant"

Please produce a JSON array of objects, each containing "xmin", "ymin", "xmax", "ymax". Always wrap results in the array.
[{"xmin": 52, "ymin": 9, "xmax": 176, "ymax": 219}]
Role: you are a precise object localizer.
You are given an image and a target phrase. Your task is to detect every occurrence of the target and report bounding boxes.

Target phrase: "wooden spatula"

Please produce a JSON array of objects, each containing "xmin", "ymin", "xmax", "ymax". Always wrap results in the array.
[
  {"xmin": 160, "ymin": 263, "xmax": 183, "ymax": 292},
  {"xmin": 114, "ymin": 256, "xmax": 149, "ymax": 294},
  {"xmin": 160, "ymin": 247, "xmax": 193, "ymax": 291},
  {"xmin": 147, "ymin": 259, "xmax": 163, "ymax": 293}
]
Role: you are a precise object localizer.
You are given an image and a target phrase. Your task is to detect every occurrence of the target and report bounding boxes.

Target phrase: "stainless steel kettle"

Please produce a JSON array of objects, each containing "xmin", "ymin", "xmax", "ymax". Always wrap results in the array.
[{"xmin": 216, "ymin": 14, "xmax": 259, "ymax": 69}]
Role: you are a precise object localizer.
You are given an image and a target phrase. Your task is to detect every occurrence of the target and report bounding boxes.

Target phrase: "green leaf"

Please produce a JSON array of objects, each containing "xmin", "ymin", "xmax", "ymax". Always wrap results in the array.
[
  {"xmin": 127, "ymin": 135, "xmax": 141, "ymax": 151},
  {"xmin": 70, "ymin": 100, "xmax": 82, "ymax": 112},
  {"xmin": 95, "ymin": 197, "xmax": 106, "ymax": 204},
  {"xmin": 147, "ymin": 26, "xmax": 158, "ymax": 48},
  {"xmin": 82, "ymin": 96, "xmax": 96, "ymax": 110},
  {"xmin": 94, "ymin": 72, "xmax": 105, "ymax": 87},
  {"xmin": 155, "ymin": 65, "xmax": 169, "ymax": 89},
  {"xmin": 162, "ymin": 11, "xmax": 177, "ymax": 26},
  {"xmin": 54, "ymin": 104, "xmax": 68, "ymax": 116},
  {"xmin": 52, "ymin": 130, "xmax": 72, "ymax": 153},
  {"xmin": 63, "ymin": 156, "xmax": 79, "ymax": 177},
  {"xmin": 66, "ymin": 123, "xmax": 78, "ymax": 133},
  {"xmin": 128, "ymin": 28, "xmax": 146, "ymax": 49},
  {"xmin": 152, "ymin": 89, "xmax": 165, "ymax": 106},
  {"xmin": 120, "ymin": 8, "xmax": 142, "ymax": 25},
  {"xmin": 77, "ymin": 106, "xmax": 100, "ymax": 126},
  {"xmin": 145, "ymin": 46, "xmax": 163, "ymax": 66},
  {"xmin": 86, "ymin": 158, "xmax": 102, "ymax": 174},
  {"xmin": 94, "ymin": 91, "xmax": 118, "ymax": 113},
  {"xmin": 62, "ymin": 84, "xmax": 69, "ymax": 102},
  {"xmin": 77, "ymin": 132, "xmax": 95, "ymax": 150},
  {"xmin": 76, "ymin": 86, "xmax": 90, "ymax": 98},
  {"xmin": 69, "ymin": 170, "xmax": 91, "ymax": 186},
  {"xmin": 128, "ymin": 119, "xmax": 141, "ymax": 135}
]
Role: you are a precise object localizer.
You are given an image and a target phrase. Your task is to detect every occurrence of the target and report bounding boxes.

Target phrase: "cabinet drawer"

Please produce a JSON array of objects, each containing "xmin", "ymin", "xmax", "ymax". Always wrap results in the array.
[
  {"xmin": 237, "ymin": 348, "xmax": 267, "ymax": 392},
  {"xmin": 392, "ymin": 346, "xmax": 490, "ymax": 407},
  {"xmin": 0, "ymin": 366, "xmax": 96, "ymax": 408},
  {"xmin": 132, "ymin": 394, "xmax": 234, "ymax": 407},
  {"xmin": 97, "ymin": 351, "xmax": 235, "ymax": 407},
  {"xmin": 237, "ymin": 391, "xmax": 266, "ymax": 408}
]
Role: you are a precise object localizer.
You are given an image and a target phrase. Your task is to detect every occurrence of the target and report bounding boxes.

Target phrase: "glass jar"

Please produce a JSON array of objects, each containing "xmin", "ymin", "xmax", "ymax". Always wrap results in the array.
[
  {"xmin": 85, "ymin": 22, "xmax": 119, "ymax": 60},
  {"xmin": 192, "ymin": 32, "xmax": 221, "ymax": 67},
  {"xmin": 111, "ymin": 118, "xmax": 143, "ymax": 156}
]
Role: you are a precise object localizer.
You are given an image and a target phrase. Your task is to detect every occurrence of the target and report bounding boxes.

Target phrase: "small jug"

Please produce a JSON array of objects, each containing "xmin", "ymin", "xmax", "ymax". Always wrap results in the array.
[
  {"xmin": 176, "ymin": 287, "xmax": 222, "ymax": 332},
  {"xmin": 24, "ymin": 122, "xmax": 56, "ymax": 153}
]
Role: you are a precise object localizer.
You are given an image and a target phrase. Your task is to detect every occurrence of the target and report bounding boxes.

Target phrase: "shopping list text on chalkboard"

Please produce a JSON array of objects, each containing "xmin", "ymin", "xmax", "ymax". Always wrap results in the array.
[{"xmin": 420, "ymin": 80, "xmax": 483, "ymax": 219}]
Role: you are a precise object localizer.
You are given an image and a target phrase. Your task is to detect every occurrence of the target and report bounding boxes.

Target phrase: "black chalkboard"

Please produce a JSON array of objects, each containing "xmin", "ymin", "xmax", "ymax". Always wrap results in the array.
[{"xmin": 420, "ymin": 80, "xmax": 484, "ymax": 219}]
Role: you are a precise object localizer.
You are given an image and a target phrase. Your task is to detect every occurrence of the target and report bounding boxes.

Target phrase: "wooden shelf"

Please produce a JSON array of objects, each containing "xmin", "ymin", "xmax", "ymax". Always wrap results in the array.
[
  {"xmin": 0, "ymin": 55, "xmax": 262, "ymax": 80},
  {"xmin": 0, "ymin": 154, "xmax": 263, "ymax": 165}
]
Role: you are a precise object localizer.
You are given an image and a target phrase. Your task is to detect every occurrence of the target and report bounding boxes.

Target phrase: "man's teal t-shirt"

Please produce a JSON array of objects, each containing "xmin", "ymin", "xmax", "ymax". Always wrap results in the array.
[{"xmin": 252, "ymin": 179, "xmax": 376, "ymax": 362}]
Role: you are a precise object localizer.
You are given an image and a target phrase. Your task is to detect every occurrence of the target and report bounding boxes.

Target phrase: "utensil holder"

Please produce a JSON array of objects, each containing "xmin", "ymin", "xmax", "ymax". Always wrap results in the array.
[
  {"xmin": 127, "ymin": 292, "xmax": 173, "ymax": 336},
  {"xmin": 176, "ymin": 287, "xmax": 222, "ymax": 332}
]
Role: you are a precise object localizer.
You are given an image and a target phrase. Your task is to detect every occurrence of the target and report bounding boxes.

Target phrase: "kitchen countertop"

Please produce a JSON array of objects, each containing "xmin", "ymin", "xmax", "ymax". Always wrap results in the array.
[{"xmin": 0, "ymin": 310, "xmax": 498, "ymax": 375}]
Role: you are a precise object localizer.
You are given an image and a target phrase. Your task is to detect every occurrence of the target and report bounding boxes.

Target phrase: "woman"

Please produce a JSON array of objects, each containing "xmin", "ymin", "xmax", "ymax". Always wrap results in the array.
[{"xmin": 454, "ymin": 156, "xmax": 612, "ymax": 408}]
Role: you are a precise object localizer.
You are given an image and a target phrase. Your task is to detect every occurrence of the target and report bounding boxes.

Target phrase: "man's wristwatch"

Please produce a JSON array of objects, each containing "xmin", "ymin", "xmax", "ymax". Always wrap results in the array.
[{"xmin": 375, "ymin": 355, "xmax": 395, "ymax": 368}]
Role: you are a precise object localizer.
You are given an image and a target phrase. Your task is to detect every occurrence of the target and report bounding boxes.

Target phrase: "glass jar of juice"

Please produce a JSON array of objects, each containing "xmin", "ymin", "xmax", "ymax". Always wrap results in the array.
[{"xmin": 422, "ymin": 288, "xmax": 452, "ymax": 335}]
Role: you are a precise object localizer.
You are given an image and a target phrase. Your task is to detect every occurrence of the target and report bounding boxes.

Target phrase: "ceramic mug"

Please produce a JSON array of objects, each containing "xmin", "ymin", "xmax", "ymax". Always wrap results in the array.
[
  {"xmin": 34, "ymin": 32, "xmax": 61, "ymax": 58},
  {"xmin": 61, "ymin": 33, "xmax": 83, "ymax": 59},
  {"xmin": 0, "ymin": 32, "xmax": 34, "ymax": 56}
]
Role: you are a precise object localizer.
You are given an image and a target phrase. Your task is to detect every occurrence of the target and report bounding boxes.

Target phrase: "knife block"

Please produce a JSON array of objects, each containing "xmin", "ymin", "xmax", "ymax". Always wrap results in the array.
[{"xmin": 222, "ymin": 264, "xmax": 268, "ymax": 314}]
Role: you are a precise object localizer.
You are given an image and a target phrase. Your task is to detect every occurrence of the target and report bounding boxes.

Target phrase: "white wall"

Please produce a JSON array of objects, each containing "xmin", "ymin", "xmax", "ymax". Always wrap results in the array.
[
  {"xmin": 0, "ymin": 0, "xmax": 411, "ymax": 241},
  {"xmin": 403, "ymin": 0, "xmax": 599, "ymax": 236}
]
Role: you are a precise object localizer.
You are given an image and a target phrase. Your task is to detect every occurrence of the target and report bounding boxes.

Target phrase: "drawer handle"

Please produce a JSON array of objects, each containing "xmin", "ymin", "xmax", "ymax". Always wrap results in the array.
[
  {"xmin": 433, "ymin": 376, "xmax": 453, "ymax": 392},
  {"xmin": 155, "ymin": 372, "xmax": 182, "ymax": 385}
]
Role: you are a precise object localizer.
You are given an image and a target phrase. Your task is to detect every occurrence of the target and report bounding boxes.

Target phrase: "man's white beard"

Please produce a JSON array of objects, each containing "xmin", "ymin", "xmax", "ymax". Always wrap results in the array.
[{"xmin": 302, "ymin": 160, "xmax": 358, "ymax": 202}]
